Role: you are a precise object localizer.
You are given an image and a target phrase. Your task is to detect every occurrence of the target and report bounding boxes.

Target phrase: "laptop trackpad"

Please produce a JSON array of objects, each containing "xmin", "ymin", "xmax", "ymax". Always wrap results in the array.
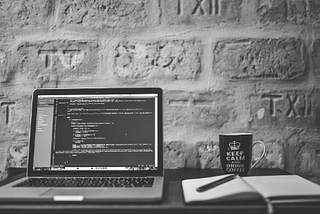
[{"xmin": 43, "ymin": 189, "xmax": 104, "ymax": 201}]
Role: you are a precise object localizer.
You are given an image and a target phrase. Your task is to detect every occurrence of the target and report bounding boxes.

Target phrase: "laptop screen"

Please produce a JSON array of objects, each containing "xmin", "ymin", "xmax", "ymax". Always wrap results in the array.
[{"xmin": 29, "ymin": 89, "xmax": 162, "ymax": 175}]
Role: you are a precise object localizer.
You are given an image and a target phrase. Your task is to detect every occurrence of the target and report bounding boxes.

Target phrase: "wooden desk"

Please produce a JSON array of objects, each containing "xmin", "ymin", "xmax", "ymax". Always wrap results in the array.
[{"xmin": 0, "ymin": 169, "xmax": 319, "ymax": 214}]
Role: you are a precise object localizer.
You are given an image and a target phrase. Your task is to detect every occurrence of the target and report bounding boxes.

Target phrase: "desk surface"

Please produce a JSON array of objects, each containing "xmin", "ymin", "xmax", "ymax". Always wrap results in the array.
[{"xmin": 0, "ymin": 168, "xmax": 319, "ymax": 214}]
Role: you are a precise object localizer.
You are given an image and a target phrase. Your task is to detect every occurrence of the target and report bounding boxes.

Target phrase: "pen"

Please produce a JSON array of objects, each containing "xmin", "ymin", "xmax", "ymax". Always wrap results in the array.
[{"xmin": 196, "ymin": 174, "xmax": 237, "ymax": 192}]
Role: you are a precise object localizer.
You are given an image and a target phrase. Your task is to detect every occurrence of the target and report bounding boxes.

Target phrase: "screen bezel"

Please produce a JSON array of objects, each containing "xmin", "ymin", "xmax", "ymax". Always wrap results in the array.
[{"xmin": 27, "ymin": 88, "xmax": 163, "ymax": 177}]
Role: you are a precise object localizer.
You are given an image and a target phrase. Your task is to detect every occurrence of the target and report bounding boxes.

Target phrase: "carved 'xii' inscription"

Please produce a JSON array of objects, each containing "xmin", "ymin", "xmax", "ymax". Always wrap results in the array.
[
  {"xmin": 177, "ymin": 0, "xmax": 220, "ymax": 16},
  {"xmin": 262, "ymin": 93, "xmax": 312, "ymax": 118},
  {"xmin": 161, "ymin": 0, "xmax": 242, "ymax": 25}
]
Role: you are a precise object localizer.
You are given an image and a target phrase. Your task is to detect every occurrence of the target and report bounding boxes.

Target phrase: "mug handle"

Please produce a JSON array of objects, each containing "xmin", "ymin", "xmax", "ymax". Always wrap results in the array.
[{"xmin": 250, "ymin": 141, "xmax": 266, "ymax": 169}]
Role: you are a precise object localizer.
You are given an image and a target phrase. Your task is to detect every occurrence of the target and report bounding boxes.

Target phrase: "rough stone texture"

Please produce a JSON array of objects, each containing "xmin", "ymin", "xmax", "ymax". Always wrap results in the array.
[
  {"xmin": 286, "ymin": 0, "xmax": 307, "ymax": 24},
  {"xmin": 296, "ymin": 142, "xmax": 320, "ymax": 178},
  {"xmin": 6, "ymin": 139, "xmax": 28, "ymax": 169},
  {"xmin": 308, "ymin": 0, "xmax": 320, "ymax": 25},
  {"xmin": 0, "ymin": 0, "xmax": 50, "ymax": 30},
  {"xmin": 284, "ymin": 129, "xmax": 320, "ymax": 184},
  {"xmin": 0, "ymin": 141, "xmax": 9, "ymax": 180},
  {"xmin": 59, "ymin": 0, "xmax": 151, "ymax": 29},
  {"xmin": 256, "ymin": 139, "xmax": 283, "ymax": 168},
  {"xmin": 257, "ymin": 0, "xmax": 287, "ymax": 23},
  {"xmin": 164, "ymin": 90, "xmax": 236, "ymax": 130},
  {"xmin": 213, "ymin": 38, "xmax": 305, "ymax": 80},
  {"xmin": 114, "ymin": 40, "xmax": 201, "ymax": 80},
  {"xmin": 196, "ymin": 141, "xmax": 220, "ymax": 169},
  {"xmin": 161, "ymin": 0, "xmax": 243, "ymax": 25},
  {"xmin": 257, "ymin": 0, "xmax": 320, "ymax": 25},
  {"xmin": 0, "ymin": 46, "xmax": 8, "ymax": 82},
  {"xmin": 15, "ymin": 40, "xmax": 98, "ymax": 87},
  {"xmin": 163, "ymin": 141, "xmax": 185, "ymax": 168},
  {"xmin": 0, "ymin": 137, "xmax": 28, "ymax": 180}
]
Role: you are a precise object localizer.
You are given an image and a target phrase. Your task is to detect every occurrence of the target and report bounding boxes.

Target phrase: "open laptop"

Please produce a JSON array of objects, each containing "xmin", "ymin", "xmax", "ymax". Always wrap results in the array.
[{"xmin": 0, "ymin": 87, "xmax": 164, "ymax": 202}]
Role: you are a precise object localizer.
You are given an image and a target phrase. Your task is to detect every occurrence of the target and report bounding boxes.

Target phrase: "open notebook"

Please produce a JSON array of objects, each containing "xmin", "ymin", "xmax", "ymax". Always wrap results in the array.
[
  {"xmin": 0, "ymin": 88, "xmax": 164, "ymax": 202},
  {"xmin": 182, "ymin": 174, "xmax": 320, "ymax": 204}
]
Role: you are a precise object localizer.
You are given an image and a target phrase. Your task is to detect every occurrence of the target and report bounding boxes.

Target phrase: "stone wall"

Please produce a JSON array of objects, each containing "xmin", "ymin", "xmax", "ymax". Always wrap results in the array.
[{"xmin": 0, "ymin": 0, "xmax": 320, "ymax": 184}]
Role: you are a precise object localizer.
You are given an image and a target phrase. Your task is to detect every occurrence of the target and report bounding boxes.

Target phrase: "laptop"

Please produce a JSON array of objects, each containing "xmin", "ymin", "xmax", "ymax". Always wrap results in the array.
[{"xmin": 0, "ymin": 87, "xmax": 164, "ymax": 202}]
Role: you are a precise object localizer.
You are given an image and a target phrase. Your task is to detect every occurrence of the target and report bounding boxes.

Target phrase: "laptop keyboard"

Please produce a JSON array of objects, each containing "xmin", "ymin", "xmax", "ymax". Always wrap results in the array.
[{"xmin": 13, "ymin": 177, "xmax": 155, "ymax": 188}]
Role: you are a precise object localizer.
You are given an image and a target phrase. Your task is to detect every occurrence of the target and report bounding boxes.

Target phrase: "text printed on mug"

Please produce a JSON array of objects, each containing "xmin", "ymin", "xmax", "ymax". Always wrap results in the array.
[{"xmin": 225, "ymin": 141, "xmax": 246, "ymax": 173}]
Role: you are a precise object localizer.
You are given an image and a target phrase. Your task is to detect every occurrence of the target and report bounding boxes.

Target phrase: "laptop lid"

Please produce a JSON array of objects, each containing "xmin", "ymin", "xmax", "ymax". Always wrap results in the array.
[{"xmin": 27, "ymin": 88, "xmax": 163, "ymax": 177}]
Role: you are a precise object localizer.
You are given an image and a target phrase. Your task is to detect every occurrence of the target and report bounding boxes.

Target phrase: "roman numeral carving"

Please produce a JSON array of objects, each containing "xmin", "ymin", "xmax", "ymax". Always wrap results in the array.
[
  {"xmin": 192, "ymin": 0, "xmax": 206, "ymax": 15},
  {"xmin": 177, "ymin": 0, "xmax": 220, "ymax": 16},
  {"xmin": 262, "ymin": 93, "xmax": 312, "ymax": 118}
]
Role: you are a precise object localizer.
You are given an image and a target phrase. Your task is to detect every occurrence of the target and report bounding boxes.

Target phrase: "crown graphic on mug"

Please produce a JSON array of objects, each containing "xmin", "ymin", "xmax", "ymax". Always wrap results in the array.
[{"xmin": 229, "ymin": 141, "xmax": 241, "ymax": 150}]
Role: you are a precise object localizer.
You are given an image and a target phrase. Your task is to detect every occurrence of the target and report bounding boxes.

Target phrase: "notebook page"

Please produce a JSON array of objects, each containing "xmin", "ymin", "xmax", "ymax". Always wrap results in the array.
[
  {"xmin": 182, "ymin": 175, "xmax": 262, "ymax": 203},
  {"xmin": 243, "ymin": 175, "xmax": 320, "ymax": 200}
]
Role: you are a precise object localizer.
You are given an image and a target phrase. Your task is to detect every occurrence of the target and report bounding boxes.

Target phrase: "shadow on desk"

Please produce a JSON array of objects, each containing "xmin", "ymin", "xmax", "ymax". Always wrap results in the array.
[{"xmin": 0, "ymin": 168, "xmax": 320, "ymax": 214}]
